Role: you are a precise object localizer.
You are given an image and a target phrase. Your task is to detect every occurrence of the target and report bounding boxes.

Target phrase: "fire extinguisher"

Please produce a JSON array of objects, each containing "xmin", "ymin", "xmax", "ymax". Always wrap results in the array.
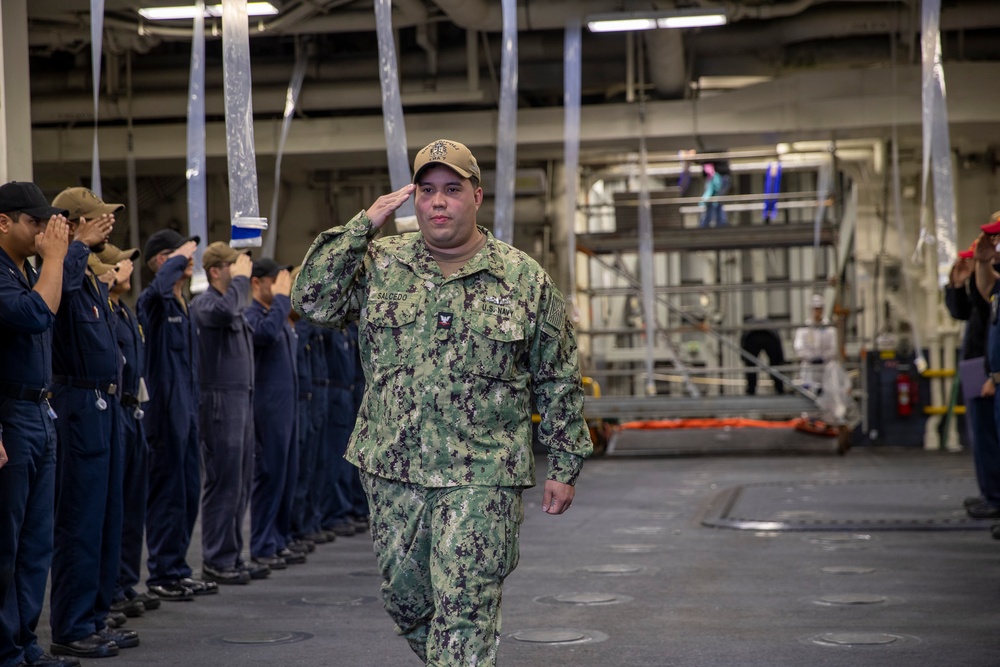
[{"xmin": 897, "ymin": 371, "xmax": 912, "ymax": 417}]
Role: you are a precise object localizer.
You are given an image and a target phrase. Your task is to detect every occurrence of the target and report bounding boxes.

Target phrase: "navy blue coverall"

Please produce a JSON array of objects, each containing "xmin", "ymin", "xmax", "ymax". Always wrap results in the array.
[
  {"xmin": 303, "ymin": 321, "xmax": 329, "ymax": 537},
  {"xmin": 0, "ymin": 249, "xmax": 59, "ymax": 667},
  {"xmin": 948, "ymin": 279, "xmax": 1000, "ymax": 508},
  {"xmin": 191, "ymin": 276, "xmax": 255, "ymax": 570},
  {"xmin": 246, "ymin": 294, "xmax": 297, "ymax": 558},
  {"xmin": 110, "ymin": 298, "xmax": 149, "ymax": 603},
  {"xmin": 49, "ymin": 241, "xmax": 124, "ymax": 644},
  {"xmin": 137, "ymin": 255, "xmax": 200, "ymax": 586},
  {"xmin": 320, "ymin": 326, "xmax": 356, "ymax": 530},
  {"xmin": 290, "ymin": 318, "xmax": 316, "ymax": 540}
]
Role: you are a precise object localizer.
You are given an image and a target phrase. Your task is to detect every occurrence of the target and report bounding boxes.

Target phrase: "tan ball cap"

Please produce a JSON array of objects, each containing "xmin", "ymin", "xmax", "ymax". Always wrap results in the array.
[
  {"xmin": 412, "ymin": 139, "xmax": 481, "ymax": 183},
  {"xmin": 202, "ymin": 241, "xmax": 247, "ymax": 270},
  {"xmin": 53, "ymin": 187, "xmax": 124, "ymax": 220}
]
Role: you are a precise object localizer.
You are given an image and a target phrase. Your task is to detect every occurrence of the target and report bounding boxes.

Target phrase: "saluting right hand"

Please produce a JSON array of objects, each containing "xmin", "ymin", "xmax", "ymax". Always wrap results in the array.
[
  {"xmin": 35, "ymin": 214, "xmax": 70, "ymax": 262},
  {"xmin": 231, "ymin": 252, "xmax": 253, "ymax": 279},
  {"xmin": 974, "ymin": 234, "xmax": 995, "ymax": 263},
  {"xmin": 114, "ymin": 259, "xmax": 135, "ymax": 285},
  {"xmin": 272, "ymin": 269, "xmax": 292, "ymax": 297},
  {"xmin": 74, "ymin": 214, "xmax": 114, "ymax": 248},
  {"xmin": 365, "ymin": 183, "xmax": 416, "ymax": 230},
  {"xmin": 950, "ymin": 258, "xmax": 974, "ymax": 287},
  {"xmin": 169, "ymin": 239, "xmax": 198, "ymax": 260}
]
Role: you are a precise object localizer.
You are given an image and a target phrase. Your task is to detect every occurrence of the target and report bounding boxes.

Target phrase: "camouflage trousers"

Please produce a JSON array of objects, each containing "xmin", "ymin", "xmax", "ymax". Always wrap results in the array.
[{"xmin": 361, "ymin": 472, "xmax": 524, "ymax": 667}]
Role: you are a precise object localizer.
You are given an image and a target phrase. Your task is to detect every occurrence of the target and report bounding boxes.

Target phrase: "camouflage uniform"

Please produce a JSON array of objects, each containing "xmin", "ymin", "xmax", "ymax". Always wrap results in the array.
[{"xmin": 292, "ymin": 210, "xmax": 591, "ymax": 665}]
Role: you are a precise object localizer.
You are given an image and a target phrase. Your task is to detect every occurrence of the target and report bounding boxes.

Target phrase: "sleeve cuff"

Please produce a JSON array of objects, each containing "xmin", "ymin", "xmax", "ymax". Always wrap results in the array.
[
  {"xmin": 546, "ymin": 452, "xmax": 587, "ymax": 486},
  {"xmin": 350, "ymin": 210, "xmax": 376, "ymax": 238}
]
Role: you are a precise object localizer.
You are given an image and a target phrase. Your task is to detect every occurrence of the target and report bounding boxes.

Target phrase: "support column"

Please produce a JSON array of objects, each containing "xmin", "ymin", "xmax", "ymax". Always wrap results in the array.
[{"xmin": 0, "ymin": 0, "xmax": 32, "ymax": 183}]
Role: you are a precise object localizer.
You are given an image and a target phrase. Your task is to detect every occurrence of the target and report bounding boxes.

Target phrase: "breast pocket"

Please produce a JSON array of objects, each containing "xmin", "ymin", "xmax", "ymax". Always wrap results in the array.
[
  {"xmin": 362, "ymin": 299, "xmax": 418, "ymax": 368},
  {"xmin": 76, "ymin": 318, "xmax": 111, "ymax": 354},
  {"xmin": 466, "ymin": 311, "xmax": 525, "ymax": 380},
  {"xmin": 167, "ymin": 317, "xmax": 189, "ymax": 352},
  {"xmin": 221, "ymin": 321, "xmax": 246, "ymax": 358}
]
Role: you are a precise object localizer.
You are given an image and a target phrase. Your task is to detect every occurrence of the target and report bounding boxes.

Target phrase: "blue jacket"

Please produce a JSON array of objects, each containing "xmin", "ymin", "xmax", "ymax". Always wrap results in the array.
[
  {"xmin": 51, "ymin": 241, "xmax": 120, "ymax": 385},
  {"xmin": 246, "ymin": 295, "xmax": 296, "ymax": 391},
  {"xmin": 190, "ymin": 277, "xmax": 254, "ymax": 390},
  {"xmin": 0, "ymin": 248, "xmax": 56, "ymax": 390},
  {"xmin": 111, "ymin": 300, "xmax": 144, "ymax": 400},
  {"xmin": 293, "ymin": 319, "xmax": 315, "ymax": 398},
  {"xmin": 945, "ymin": 280, "xmax": 990, "ymax": 361},
  {"xmin": 136, "ymin": 255, "xmax": 200, "ymax": 436}
]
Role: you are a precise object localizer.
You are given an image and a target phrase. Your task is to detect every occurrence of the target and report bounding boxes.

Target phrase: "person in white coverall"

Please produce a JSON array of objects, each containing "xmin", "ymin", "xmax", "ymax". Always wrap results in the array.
[{"xmin": 793, "ymin": 294, "xmax": 839, "ymax": 393}]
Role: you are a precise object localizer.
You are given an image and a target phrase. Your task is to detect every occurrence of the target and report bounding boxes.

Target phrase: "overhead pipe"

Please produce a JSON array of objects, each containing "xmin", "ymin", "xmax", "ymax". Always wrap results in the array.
[
  {"xmin": 644, "ymin": 29, "xmax": 685, "ymax": 99},
  {"xmin": 28, "ymin": 31, "xmax": 585, "ymax": 95},
  {"xmin": 29, "ymin": 77, "xmax": 487, "ymax": 124},
  {"xmin": 691, "ymin": 2, "xmax": 1000, "ymax": 54},
  {"xmin": 430, "ymin": 0, "xmax": 612, "ymax": 31}
]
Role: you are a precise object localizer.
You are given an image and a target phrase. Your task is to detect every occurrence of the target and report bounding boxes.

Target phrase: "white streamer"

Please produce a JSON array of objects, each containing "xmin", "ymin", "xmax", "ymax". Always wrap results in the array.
[
  {"xmin": 90, "ymin": 0, "xmax": 104, "ymax": 197},
  {"xmin": 187, "ymin": 0, "xmax": 208, "ymax": 291},
  {"xmin": 493, "ymin": 0, "xmax": 519, "ymax": 244},
  {"xmin": 222, "ymin": 0, "xmax": 267, "ymax": 249},
  {"xmin": 919, "ymin": 0, "xmax": 957, "ymax": 288},
  {"xmin": 264, "ymin": 42, "xmax": 308, "ymax": 257},
  {"xmin": 374, "ymin": 0, "xmax": 415, "ymax": 230},
  {"xmin": 564, "ymin": 18, "xmax": 581, "ymax": 320},
  {"xmin": 637, "ymin": 131, "xmax": 657, "ymax": 396}
]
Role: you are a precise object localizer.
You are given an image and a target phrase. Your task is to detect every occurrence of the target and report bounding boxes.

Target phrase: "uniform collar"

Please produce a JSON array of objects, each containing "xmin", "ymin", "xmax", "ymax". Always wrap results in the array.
[
  {"xmin": 0, "ymin": 246, "xmax": 35, "ymax": 289},
  {"xmin": 388, "ymin": 226, "xmax": 506, "ymax": 281}
]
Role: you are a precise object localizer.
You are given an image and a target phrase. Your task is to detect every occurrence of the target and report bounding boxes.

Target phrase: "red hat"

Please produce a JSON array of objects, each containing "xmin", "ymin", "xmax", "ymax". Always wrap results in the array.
[
  {"xmin": 958, "ymin": 248, "xmax": 974, "ymax": 259},
  {"xmin": 980, "ymin": 211, "xmax": 1000, "ymax": 234}
]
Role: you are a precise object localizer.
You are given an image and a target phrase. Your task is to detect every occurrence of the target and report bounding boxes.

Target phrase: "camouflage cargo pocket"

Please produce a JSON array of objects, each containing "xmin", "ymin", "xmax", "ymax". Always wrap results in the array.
[{"xmin": 465, "ymin": 311, "xmax": 524, "ymax": 381}]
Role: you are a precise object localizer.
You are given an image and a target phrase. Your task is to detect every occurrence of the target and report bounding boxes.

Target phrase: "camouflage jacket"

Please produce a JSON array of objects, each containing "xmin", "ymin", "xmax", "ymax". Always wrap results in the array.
[{"xmin": 292, "ymin": 210, "xmax": 591, "ymax": 488}]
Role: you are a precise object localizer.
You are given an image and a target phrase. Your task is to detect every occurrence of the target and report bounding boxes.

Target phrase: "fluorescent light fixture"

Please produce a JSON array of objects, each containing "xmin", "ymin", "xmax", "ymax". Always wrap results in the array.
[
  {"xmin": 587, "ymin": 8, "xmax": 728, "ymax": 33},
  {"xmin": 658, "ymin": 14, "xmax": 726, "ymax": 29},
  {"xmin": 587, "ymin": 18, "xmax": 658, "ymax": 33},
  {"xmin": 138, "ymin": 2, "xmax": 279, "ymax": 21}
]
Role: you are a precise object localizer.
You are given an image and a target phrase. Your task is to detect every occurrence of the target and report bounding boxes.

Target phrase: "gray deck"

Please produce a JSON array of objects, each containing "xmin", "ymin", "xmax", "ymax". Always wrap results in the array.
[{"xmin": 34, "ymin": 444, "xmax": 1000, "ymax": 666}]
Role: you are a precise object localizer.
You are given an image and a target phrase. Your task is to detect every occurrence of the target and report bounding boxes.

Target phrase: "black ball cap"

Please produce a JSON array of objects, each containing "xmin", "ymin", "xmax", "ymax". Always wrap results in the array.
[
  {"xmin": 143, "ymin": 228, "xmax": 200, "ymax": 260},
  {"xmin": 251, "ymin": 257, "xmax": 293, "ymax": 279},
  {"xmin": 0, "ymin": 181, "xmax": 69, "ymax": 219}
]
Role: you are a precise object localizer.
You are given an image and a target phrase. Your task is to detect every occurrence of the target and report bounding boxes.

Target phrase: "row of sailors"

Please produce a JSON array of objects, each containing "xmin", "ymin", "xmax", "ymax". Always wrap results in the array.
[{"xmin": 0, "ymin": 181, "xmax": 365, "ymax": 666}]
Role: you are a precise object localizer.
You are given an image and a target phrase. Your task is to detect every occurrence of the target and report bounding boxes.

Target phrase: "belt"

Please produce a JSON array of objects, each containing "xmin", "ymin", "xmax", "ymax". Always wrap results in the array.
[
  {"xmin": 299, "ymin": 391, "xmax": 314, "ymax": 401},
  {"xmin": 52, "ymin": 375, "xmax": 118, "ymax": 395},
  {"xmin": 990, "ymin": 372, "xmax": 1000, "ymax": 384},
  {"xmin": 121, "ymin": 393, "xmax": 141, "ymax": 408},
  {"xmin": 330, "ymin": 381, "xmax": 354, "ymax": 391},
  {"xmin": 0, "ymin": 382, "xmax": 52, "ymax": 403},
  {"xmin": 313, "ymin": 379, "xmax": 331, "ymax": 386}
]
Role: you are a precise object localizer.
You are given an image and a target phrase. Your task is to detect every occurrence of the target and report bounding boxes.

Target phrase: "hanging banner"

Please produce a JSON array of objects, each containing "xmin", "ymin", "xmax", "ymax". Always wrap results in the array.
[
  {"xmin": 186, "ymin": 0, "xmax": 209, "ymax": 292},
  {"xmin": 90, "ymin": 0, "xmax": 104, "ymax": 197},
  {"xmin": 493, "ymin": 0, "xmax": 519, "ymax": 244},
  {"xmin": 919, "ymin": 0, "xmax": 957, "ymax": 289},
  {"xmin": 636, "ymin": 130, "xmax": 657, "ymax": 397},
  {"xmin": 892, "ymin": 125, "xmax": 927, "ymax": 373},
  {"xmin": 812, "ymin": 157, "xmax": 832, "ymax": 250},
  {"xmin": 264, "ymin": 40, "xmax": 308, "ymax": 257},
  {"xmin": 222, "ymin": 0, "xmax": 267, "ymax": 248},
  {"xmin": 126, "ymin": 132, "xmax": 141, "ymax": 292},
  {"xmin": 374, "ymin": 0, "xmax": 416, "ymax": 230},
  {"xmin": 564, "ymin": 18, "xmax": 581, "ymax": 320}
]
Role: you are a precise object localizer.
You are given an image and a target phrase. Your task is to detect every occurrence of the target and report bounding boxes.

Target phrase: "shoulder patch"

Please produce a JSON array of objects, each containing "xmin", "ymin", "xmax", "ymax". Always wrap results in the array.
[{"xmin": 542, "ymin": 292, "xmax": 566, "ymax": 337}]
